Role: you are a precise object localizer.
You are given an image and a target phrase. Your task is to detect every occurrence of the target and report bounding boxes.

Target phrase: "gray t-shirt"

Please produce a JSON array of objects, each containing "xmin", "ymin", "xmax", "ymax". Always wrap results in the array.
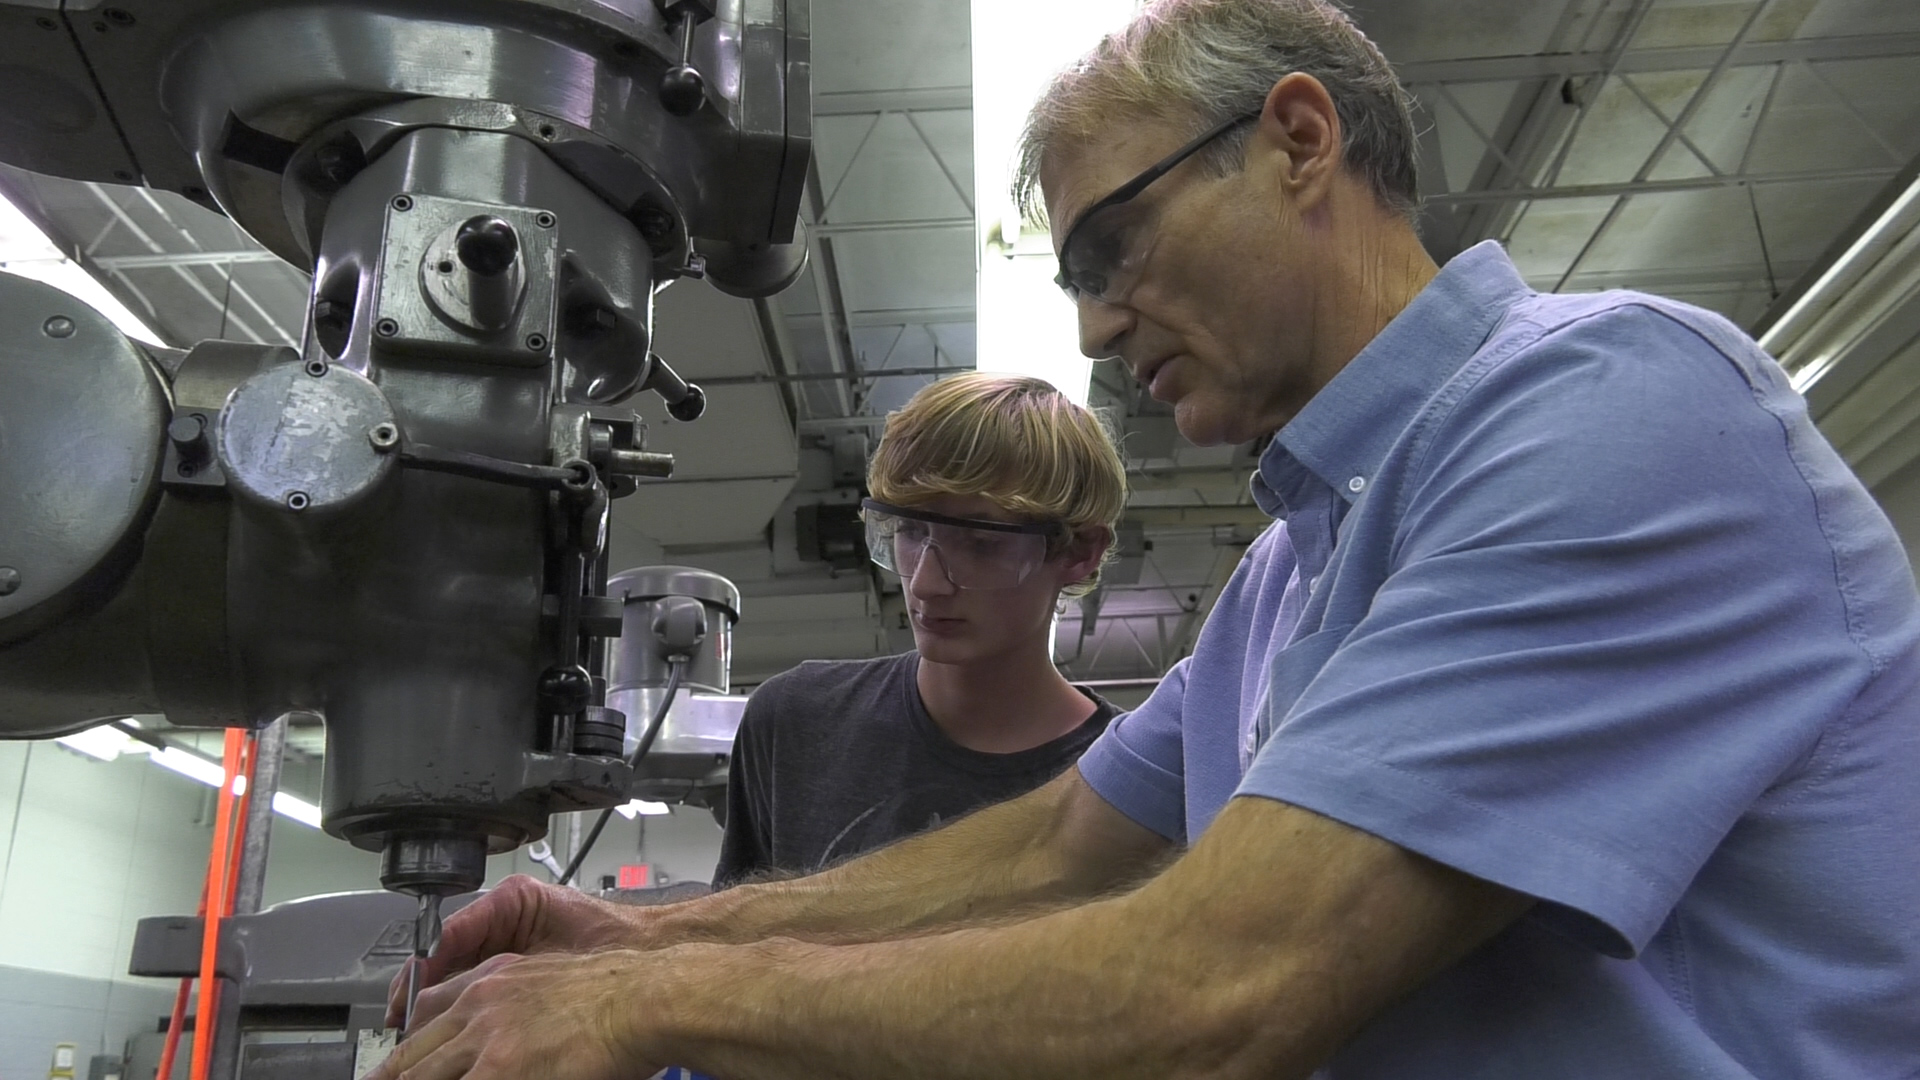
[{"xmin": 713, "ymin": 652, "xmax": 1116, "ymax": 887}]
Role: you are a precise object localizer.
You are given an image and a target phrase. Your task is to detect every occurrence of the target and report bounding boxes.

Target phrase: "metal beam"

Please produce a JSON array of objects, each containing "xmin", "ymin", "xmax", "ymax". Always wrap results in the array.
[
  {"xmin": 93, "ymin": 250, "xmax": 285, "ymax": 271},
  {"xmin": 1425, "ymin": 165, "xmax": 1899, "ymax": 206},
  {"xmin": 783, "ymin": 305, "xmax": 974, "ymax": 328},
  {"xmin": 814, "ymin": 86, "xmax": 971, "ymax": 116},
  {"xmin": 811, "ymin": 216, "xmax": 972, "ymax": 237},
  {"xmin": 699, "ymin": 364, "xmax": 967, "ymax": 386},
  {"xmin": 1397, "ymin": 31, "xmax": 1920, "ymax": 86}
]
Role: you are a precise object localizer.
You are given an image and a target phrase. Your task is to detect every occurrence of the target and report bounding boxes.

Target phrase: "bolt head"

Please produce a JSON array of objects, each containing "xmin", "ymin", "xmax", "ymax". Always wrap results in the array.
[
  {"xmin": 167, "ymin": 413, "xmax": 206, "ymax": 446},
  {"xmin": 42, "ymin": 316, "xmax": 75, "ymax": 338},
  {"xmin": 0, "ymin": 567, "xmax": 18, "ymax": 597}
]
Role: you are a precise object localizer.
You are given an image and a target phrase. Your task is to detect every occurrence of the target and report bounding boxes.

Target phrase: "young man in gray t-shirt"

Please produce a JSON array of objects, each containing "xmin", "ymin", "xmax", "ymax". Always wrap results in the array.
[{"xmin": 714, "ymin": 373, "xmax": 1127, "ymax": 885}]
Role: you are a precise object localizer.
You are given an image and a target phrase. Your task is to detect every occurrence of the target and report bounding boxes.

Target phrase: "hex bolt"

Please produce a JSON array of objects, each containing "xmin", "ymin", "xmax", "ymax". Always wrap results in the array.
[
  {"xmin": 285, "ymin": 491, "xmax": 310, "ymax": 512},
  {"xmin": 638, "ymin": 205, "xmax": 674, "ymax": 241},
  {"xmin": 391, "ymin": 194, "xmax": 414, "ymax": 212},
  {"xmin": 375, "ymin": 318, "xmax": 400, "ymax": 338},
  {"xmin": 534, "ymin": 212, "xmax": 556, "ymax": 229},
  {"xmin": 42, "ymin": 316, "xmax": 74, "ymax": 338},
  {"xmin": 0, "ymin": 567, "xmax": 19, "ymax": 597},
  {"xmin": 313, "ymin": 299, "xmax": 347, "ymax": 328},
  {"xmin": 568, "ymin": 304, "xmax": 619, "ymax": 338},
  {"xmin": 368, "ymin": 423, "xmax": 400, "ymax": 452},
  {"xmin": 526, "ymin": 333, "xmax": 548, "ymax": 352},
  {"xmin": 305, "ymin": 359, "xmax": 328, "ymax": 377},
  {"xmin": 167, "ymin": 413, "xmax": 207, "ymax": 449}
]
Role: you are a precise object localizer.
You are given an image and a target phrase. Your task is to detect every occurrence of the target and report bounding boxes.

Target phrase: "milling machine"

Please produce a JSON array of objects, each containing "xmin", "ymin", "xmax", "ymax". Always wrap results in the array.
[{"xmin": 0, "ymin": 1, "xmax": 806, "ymax": 1074}]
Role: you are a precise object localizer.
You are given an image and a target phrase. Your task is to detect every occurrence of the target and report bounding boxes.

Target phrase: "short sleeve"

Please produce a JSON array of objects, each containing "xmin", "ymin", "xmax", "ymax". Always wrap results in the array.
[
  {"xmin": 1078, "ymin": 657, "xmax": 1191, "ymax": 842},
  {"xmin": 1238, "ymin": 306, "xmax": 1865, "ymax": 956},
  {"xmin": 711, "ymin": 690, "xmax": 777, "ymax": 888}
]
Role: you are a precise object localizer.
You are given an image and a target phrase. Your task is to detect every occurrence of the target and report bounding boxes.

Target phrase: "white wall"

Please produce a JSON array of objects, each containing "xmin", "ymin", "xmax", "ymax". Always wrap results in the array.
[{"xmin": 0, "ymin": 736, "xmax": 724, "ymax": 1077}]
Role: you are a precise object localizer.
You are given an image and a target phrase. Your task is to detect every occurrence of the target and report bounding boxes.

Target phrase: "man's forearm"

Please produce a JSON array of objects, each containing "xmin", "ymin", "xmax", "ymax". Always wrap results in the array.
[
  {"xmin": 640, "ymin": 768, "xmax": 1167, "ymax": 949},
  {"xmin": 633, "ymin": 798, "xmax": 1530, "ymax": 1080}
]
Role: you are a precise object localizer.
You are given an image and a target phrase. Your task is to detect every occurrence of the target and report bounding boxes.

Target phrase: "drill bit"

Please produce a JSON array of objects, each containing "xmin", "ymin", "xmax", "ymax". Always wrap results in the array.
[{"xmin": 402, "ymin": 893, "xmax": 443, "ymax": 1032}]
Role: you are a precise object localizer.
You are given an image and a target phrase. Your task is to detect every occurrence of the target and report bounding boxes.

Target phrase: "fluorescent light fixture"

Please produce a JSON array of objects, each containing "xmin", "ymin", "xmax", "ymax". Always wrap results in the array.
[
  {"xmin": 271, "ymin": 792, "xmax": 324, "ymax": 828},
  {"xmin": 55, "ymin": 722, "xmax": 321, "ymax": 828},
  {"xmin": 612, "ymin": 800, "xmax": 672, "ymax": 819},
  {"xmin": 56, "ymin": 724, "xmax": 142, "ymax": 762},
  {"xmin": 1762, "ymin": 173, "xmax": 1920, "ymax": 394},
  {"xmin": 0, "ymin": 193, "xmax": 164, "ymax": 346},
  {"xmin": 971, "ymin": 0, "xmax": 1139, "ymax": 405},
  {"xmin": 150, "ymin": 745, "xmax": 229, "ymax": 788}
]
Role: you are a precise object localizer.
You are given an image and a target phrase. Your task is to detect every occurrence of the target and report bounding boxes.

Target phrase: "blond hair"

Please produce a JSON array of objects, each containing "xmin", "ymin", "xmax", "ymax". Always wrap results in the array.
[
  {"xmin": 1012, "ymin": 0, "xmax": 1418, "ymax": 225},
  {"xmin": 868, "ymin": 373, "xmax": 1127, "ymax": 596}
]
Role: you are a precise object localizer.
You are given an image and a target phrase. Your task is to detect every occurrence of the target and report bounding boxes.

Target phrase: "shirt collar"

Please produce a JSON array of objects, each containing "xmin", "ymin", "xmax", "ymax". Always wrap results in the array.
[{"xmin": 1252, "ymin": 240, "xmax": 1531, "ymax": 517}]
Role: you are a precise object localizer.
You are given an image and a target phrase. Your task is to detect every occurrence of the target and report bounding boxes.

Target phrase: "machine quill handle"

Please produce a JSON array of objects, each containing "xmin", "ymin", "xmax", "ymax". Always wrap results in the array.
[{"xmin": 644, "ymin": 353, "xmax": 707, "ymax": 422}]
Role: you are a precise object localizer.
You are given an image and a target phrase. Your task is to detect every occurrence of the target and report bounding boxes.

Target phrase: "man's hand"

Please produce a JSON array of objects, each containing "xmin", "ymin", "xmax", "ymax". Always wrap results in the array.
[
  {"xmin": 369, "ymin": 950, "xmax": 663, "ymax": 1080},
  {"xmin": 385, "ymin": 876, "xmax": 647, "ymax": 1028}
]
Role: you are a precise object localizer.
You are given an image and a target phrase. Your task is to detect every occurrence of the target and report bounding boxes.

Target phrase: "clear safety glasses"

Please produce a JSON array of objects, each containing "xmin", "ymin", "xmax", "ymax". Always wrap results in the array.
[
  {"xmin": 1053, "ymin": 111, "xmax": 1257, "ymax": 305},
  {"xmin": 862, "ymin": 499, "xmax": 1061, "ymax": 591}
]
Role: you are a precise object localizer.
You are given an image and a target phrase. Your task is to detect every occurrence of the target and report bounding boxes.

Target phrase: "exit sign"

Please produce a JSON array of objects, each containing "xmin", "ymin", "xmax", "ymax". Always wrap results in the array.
[{"xmin": 617, "ymin": 864, "xmax": 650, "ymax": 889}]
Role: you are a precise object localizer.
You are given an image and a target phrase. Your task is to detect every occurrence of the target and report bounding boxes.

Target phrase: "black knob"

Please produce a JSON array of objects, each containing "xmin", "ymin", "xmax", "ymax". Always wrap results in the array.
[
  {"xmin": 660, "ymin": 65, "xmax": 706, "ymax": 116},
  {"xmin": 667, "ymin": 383, "xmax": 706, "ymax": 422},
  {"xmin": 537, "ymin": 665, "xmax": 593, "ymax": 715},
  {"xmin": 455, "ymin": 217, "xmax": 519, "ymax": 276}
]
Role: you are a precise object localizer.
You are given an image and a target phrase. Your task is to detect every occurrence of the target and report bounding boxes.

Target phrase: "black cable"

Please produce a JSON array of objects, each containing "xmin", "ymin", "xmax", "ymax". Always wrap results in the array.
[{"xmin": 557, "ymin": 658, "xmax": 686, "ymax": 887}]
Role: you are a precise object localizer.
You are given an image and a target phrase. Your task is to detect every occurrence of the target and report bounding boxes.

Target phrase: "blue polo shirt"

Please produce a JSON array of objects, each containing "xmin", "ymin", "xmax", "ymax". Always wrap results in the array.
[{"xmin": 1078, "ymin": 241, "xmax": 1920, "ymax": 1077}]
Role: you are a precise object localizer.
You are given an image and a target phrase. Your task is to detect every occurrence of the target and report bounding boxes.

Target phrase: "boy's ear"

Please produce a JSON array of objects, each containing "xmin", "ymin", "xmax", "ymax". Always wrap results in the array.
[{"xmin": 1058, "ymin": 525, "xmax": 1114, "ymax": 588}]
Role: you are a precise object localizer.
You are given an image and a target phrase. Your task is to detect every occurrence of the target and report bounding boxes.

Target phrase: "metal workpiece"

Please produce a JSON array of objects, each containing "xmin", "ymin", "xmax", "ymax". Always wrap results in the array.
[
  {"xmin": 381, "ymin": 833, "xmax": 489, "ymax": 898},
  {"xmin": 375, "ymin": 184, "xmax": 559, "ymax": 367},
  {"xmin": 0, "ymin": 273, "xmax": 169, "ymax": 648},
  {"xmin": 0, "ymin": 4, "xmax": 793, "ymax": 1011},
  {"xmin": 0, "ymin": 0, "xmax": 810, "ymax": 266},
  {"xmin": 605, "ymin": 567, "xmax": 741, "ymax": 787},
  {"xmin": 217, "ymin": 362, "xmax": 399, "ymax": 515}
]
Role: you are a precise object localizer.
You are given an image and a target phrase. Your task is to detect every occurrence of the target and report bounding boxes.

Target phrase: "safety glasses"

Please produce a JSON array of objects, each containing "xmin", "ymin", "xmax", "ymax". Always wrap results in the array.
[
  {"xmin": 862, "ymin": 499, "xmax": 1062, "ymax": 591},
  {"xmin": 1053, "ymin": 111, "xmax": 1258, "ymax": 305}
]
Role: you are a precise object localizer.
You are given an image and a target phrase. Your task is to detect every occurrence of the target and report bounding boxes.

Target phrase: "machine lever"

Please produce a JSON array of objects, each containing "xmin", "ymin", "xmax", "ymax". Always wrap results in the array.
[
  {"xmin": 399, "ymin": 441, "xmax": 598, "ymax": 496},
  {"xmin": 655, "ymin": 0, "xmax": 716, "ymax": 117},
  {"xmin": 643, "ymin": 353, "xmax": 707, "ymax": 422}
]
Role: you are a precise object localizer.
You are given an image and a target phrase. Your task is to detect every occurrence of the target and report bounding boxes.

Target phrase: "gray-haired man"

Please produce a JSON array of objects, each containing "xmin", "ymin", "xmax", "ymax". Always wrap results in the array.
[{"xmin": 376, "ymin": 2, "xmax": 1920, "ymax": 1077}]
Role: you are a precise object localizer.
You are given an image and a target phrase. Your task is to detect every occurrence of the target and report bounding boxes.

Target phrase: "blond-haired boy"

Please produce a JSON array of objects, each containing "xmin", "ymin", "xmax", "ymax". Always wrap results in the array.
[{"xmin": 713, "ymin": 373, "xmax": 1127, "ymax": 884}]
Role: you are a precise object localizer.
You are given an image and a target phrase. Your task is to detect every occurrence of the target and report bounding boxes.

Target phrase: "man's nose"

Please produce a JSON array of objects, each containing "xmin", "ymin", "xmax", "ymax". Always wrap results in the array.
[
  {"xmin": 908, "ymin": 544, "xmax": 957, "ymax": 597},
  {"xmin": 1077, "ymin": 294, "xmax": 1132, "ymax": 360}
]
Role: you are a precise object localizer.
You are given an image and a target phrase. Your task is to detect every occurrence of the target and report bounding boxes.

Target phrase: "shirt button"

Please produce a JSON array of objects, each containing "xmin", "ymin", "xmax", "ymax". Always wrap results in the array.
[
  {"xmin": 1307, "ymin": 575, "xmax": 1320, "ymax": 592},
  {"xmin": 1348, "ymin": 476, "xmax": 1367, "ymax": 493}
]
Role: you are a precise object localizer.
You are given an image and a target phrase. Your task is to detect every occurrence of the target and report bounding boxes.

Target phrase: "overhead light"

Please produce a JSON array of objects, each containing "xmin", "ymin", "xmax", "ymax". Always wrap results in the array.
[
  {"xmin": 56, "ymin": 723, "xmax": 143, "ymax": 762},
  {"xmin": 0, "ymin": 193, "xmax": 164, "ymax": 346},
  {"xmin": 56, "ymin": 721, "xmax": 322, "ymax": 828},
  {"xmin": 612, "ymin": 800, "xmax": 672, "ymax": 819},
  {"xmin": 1760, "ymin": 172, "xmax": 1920, "ymax": 394},
  {"xmin": 270, "ymin": 792, "xmax": 324, "ymax": 828},
  {"xmin": 971, "ymin": 0, "xmax": 1139, "ymax": 405}
]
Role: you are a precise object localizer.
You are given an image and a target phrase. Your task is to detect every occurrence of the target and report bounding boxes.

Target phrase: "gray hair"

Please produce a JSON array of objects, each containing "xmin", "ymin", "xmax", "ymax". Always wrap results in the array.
[{"xmin": 1012, "ymin": 0, "xmax": 1420, "ymax": 225}]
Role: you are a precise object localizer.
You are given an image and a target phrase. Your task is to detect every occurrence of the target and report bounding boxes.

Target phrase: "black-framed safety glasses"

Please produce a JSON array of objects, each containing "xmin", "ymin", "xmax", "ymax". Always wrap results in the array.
[
  {"xmin": 1053, "ymin": 111, "xmax": 1259, "ymax": 305},
  {"xmin": 862, "ymin": 498, "xmax": 1063, "ymax": 591}
]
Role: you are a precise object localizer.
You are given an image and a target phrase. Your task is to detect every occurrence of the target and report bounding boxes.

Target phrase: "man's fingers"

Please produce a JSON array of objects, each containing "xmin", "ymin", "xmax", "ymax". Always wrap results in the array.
[
  {"xmin": 409, "ymin": 954, "xmax": 522, "ymax": 1031},
  {"xmin": 429, "ymin": 878, "xmax": 541, "ymax": 976},
  {"xmin": 384, "ymin": 957, "xmax": 417, "ymax": 1029},
  {"xmin": 368, "ymin": 1009, "xmax": 467, "ymax": 1080}
]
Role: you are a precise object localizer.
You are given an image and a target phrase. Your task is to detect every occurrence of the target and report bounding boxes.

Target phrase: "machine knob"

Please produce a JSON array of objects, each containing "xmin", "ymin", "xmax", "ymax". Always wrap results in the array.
[
  {"xmin": 667, "ymin": 383, "xmax": 706, "ymax": 422},
  {"xmin": 655, "ymin": 0, "xmax": 714, "ymax": 117},
  {"xmin": 455, "ymin": 217, "xmax": 519, "ymax": 276},
  {"xmin": 660, "ymin": 65, "xmax": 706, "ymax": 117},
  {"xmin": 537, "ymin": 664, "xmax": 593, "ymax": 715}
]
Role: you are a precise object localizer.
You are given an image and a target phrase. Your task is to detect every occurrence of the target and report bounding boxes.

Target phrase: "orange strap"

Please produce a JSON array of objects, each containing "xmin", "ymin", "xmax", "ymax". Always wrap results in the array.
[{"xmin": 186, "ymin": 730, "xmax": 256, "ymax": 1080}]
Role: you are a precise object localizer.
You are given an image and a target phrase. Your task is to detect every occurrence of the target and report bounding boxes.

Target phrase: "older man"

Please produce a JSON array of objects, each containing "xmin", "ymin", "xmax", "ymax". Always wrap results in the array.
[{"xmin": 376, "ymin": 1, "xmax": 1920, "ymax": 1077}]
